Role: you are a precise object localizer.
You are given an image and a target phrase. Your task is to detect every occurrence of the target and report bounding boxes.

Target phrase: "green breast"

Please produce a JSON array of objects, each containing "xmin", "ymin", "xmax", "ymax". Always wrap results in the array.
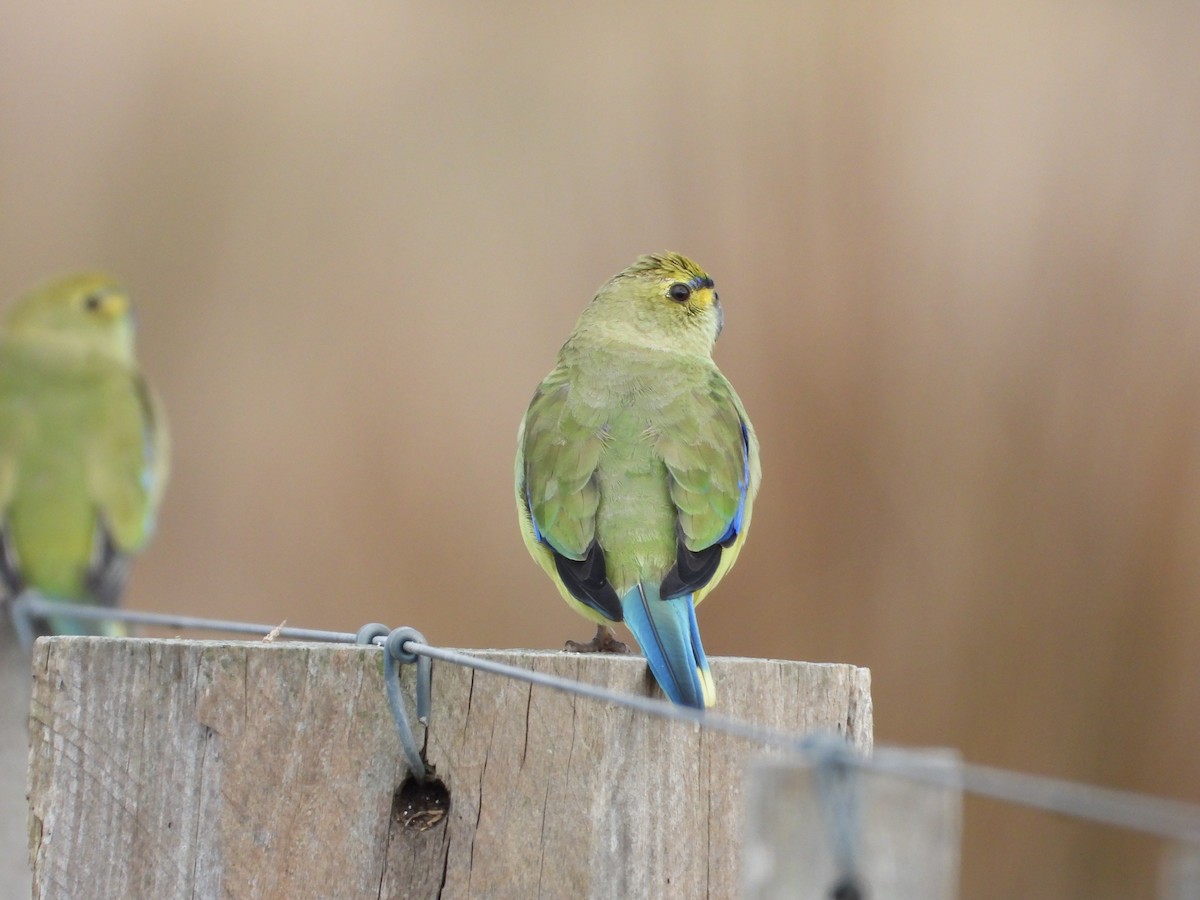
[{"xmin": 0, "ymin": 348, "xmax": 109, "ymax": 598}]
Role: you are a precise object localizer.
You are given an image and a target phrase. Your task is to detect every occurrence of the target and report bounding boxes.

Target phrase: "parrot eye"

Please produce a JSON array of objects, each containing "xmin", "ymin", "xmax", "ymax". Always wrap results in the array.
[
  {"xmin": 83, "ymin": 293, "xmax": 104, "ymax": 312},
  {"xmin": 668, "ymin": 283, "xmax": 692, "ymax": 303}
]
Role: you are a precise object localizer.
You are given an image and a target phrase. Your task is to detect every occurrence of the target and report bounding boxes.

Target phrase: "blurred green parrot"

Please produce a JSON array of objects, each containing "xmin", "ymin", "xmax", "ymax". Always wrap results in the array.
[
  {"xmin": 0, "ymin": 274, "xmax": 169, "ymax": 638},
  {"xmin": 516, "ymin": 253, "xmax": 760, "ymax": 709}
]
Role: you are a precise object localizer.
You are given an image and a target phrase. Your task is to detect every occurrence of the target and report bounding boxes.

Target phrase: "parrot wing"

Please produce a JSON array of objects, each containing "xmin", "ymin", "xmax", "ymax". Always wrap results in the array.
[
  {"xmin": 84, "ymin": 370, "xmax": 169, "ymax": 604},
  {"xmin": 0, "ymin": 352, "xmax": 32, "ymax": 598},
  {"xmin": 656, "ymin": 370, "xmax": 756, "ymax": 599},
  {"xmin": 518, "ymin": 367, "xmax": 620, "ymax": 619}
]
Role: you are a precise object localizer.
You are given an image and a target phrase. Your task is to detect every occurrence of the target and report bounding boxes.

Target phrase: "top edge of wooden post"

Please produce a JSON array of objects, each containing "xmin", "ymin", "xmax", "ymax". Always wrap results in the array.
[{"xmin": 33, "ymin": 635, "xmax": 872, "ymax": 670}]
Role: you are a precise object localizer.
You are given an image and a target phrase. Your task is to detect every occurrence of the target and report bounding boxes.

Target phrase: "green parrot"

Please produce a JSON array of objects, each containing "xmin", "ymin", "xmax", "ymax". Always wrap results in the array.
[
  {"xmin": 516, "ymin": 253, "xmax": 761, "ymax": 709},
  {"xmin": 0, "ymin": 274, "xmax": 169, "ymax": 637}
]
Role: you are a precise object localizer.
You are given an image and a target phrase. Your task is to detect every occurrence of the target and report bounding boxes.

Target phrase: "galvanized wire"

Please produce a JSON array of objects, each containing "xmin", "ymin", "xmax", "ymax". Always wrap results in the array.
[
  {"xmin": 10, "ymin": 594, "xmax": 1200, "ymax": 846},
  {"xmin": 11, "ymin": 593, "xmax": 364, "ymax": 643}
]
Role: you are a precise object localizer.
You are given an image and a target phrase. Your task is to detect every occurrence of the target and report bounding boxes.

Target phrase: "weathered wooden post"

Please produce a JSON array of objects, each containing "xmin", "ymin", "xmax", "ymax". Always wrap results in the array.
[
  {"xmin": 29, "ymin": 638, "xmax": 872, "ymax": 899},
  {"xmin": 0, "ymin": 625, "xmax": 32, "ymax": 898},
  {"xmin": 1161, "ymin": 843, "xmax": 1200, "ymax": 900},
  {"xmin": 743, "ymin": 751, "xmax": 962, "ymax": 899}
]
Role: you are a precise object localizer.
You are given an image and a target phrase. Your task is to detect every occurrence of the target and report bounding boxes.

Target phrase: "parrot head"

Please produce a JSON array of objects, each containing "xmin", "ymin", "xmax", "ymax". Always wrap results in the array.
[
  {"xmin": 4, "ymin": 273, "xmax": 137, "ymax": 363},
  {"xmin": 581, "ymin": 253, "xmax": 724, "ymax": 356}
]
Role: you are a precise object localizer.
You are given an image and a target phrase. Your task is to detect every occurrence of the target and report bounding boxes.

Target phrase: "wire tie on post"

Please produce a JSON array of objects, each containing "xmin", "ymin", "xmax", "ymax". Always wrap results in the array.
[
  {"xmin": 381, "ymin": 626, "xmax": 432, "ymax": 780},
  {"xmin": 355, "ymin": 622, "xmax": 390, "ymax": 646},
  {"xmin": 386, "ymin": 627, "xmax": 431, "ymax": 724},
  {"xmin": 812, "ymin": 738, "xmax": 866, "ymax": 900}
]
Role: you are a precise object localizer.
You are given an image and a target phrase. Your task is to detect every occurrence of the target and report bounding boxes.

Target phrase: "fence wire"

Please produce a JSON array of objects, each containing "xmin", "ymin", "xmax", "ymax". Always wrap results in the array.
[{"xmin": 11, "ymin": 593, "xmax": 1200, "ymax": 848}]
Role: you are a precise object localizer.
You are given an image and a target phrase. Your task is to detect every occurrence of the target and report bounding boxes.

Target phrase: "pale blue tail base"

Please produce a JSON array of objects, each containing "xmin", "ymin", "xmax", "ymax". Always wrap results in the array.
[{"xmin": 621, "ymin": 582, "xmax": 713, "ymax": 709}]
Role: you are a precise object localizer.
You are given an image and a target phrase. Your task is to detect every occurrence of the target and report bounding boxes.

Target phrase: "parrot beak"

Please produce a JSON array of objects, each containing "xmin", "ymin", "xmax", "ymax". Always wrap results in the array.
[
  {"xmin": 713, "ymin": 296, "xmax": 724, "ymax": 340},
  {"xmin": 97, "ymin": 293, "xmax": 130, "ymax": 319}
]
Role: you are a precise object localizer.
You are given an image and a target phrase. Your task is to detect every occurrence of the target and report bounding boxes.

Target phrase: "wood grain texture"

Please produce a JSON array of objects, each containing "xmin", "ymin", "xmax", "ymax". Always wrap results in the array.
[{"xmin": 29, "ymin": 639, "xmax": 871, "ymax": 899}]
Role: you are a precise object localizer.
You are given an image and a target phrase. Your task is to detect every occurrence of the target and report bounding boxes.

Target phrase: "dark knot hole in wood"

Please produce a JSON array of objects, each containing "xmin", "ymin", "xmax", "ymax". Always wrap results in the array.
[{"xmin": 392, "ymin": 775, "xmax": 450, "ymax": 832}]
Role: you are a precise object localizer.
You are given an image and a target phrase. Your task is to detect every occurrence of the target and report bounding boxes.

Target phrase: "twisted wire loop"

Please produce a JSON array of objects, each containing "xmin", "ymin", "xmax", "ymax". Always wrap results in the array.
[
  {"xmin": 351, "ymin": 623, "xmax": 433, "ymax": 777},
  {"xmin": 381, "ymin": 627, "xmax": 431, "ymax": 781},
  {"xmin": 386, "ymin": 627, "xmax": 432, "ymax": 724},
  {"xmin": 355, "ymin": 623, "xmax": 389, "ymax": 646},
  {"xmin": 10, "ymin": 597, "xmax": 1200, "ymax": 851},
  {"xmin": 357, "ymin": 620, "xmax": 433, "ymax": 775}
]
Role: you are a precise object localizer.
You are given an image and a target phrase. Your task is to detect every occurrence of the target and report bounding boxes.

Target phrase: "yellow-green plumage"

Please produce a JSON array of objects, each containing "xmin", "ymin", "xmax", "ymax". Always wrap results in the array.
[
  {"xmin": 516, "ymin": 253, "xmax": 761, "ymax": 708},
  {"xmin": 0, "ymin": 274, "xmax": 168, "ymax": 636}
]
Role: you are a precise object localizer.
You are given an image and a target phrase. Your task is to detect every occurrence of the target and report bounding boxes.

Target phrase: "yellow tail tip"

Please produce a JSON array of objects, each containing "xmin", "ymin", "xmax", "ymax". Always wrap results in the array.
[{"xmin": 699, "ymin": 668, "xmax": 717, "ymax": 708}]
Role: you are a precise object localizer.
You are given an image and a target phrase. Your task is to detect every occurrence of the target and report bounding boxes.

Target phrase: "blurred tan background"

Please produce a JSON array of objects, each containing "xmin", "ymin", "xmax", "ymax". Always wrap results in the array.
[{"xmin": 2, "ymin": 2, "xmax": 1199, "ymax": 897}]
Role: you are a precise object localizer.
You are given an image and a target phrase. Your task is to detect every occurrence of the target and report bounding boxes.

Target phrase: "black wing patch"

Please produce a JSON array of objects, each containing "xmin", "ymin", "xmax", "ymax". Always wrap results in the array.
[
  {"xmin": 660, "ymin": 534, "xmax": 723, "ymax": 600},
  {"xmin": 85, "ymin": 514, "xmax": 130, "ymax": 609},
  {"xmin": 551, "ymin": 540, "xmax": 622, "ymax": 621},
  {"xmin": 0, "ymin": 521, "xmax": 23, "ymax": 598}
]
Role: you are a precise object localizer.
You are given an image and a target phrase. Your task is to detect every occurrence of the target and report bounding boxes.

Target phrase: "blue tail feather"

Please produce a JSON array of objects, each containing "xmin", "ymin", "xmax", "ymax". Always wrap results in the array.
[{"xmin": 621, "ymin": 582, "xmax": 712, "ymax": 709}]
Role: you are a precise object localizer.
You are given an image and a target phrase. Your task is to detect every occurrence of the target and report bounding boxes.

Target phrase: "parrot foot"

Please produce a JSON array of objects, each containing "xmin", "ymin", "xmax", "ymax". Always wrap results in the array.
[{"xmin": 564, "ymin": 625, "xmax": 630, "ymax": 654}]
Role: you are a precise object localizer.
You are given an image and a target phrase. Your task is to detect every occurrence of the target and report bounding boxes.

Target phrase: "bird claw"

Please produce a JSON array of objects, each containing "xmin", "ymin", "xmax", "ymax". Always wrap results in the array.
[{"xmin": 564, "ymin": 625, "xmax": 630, "ymax": 654}]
